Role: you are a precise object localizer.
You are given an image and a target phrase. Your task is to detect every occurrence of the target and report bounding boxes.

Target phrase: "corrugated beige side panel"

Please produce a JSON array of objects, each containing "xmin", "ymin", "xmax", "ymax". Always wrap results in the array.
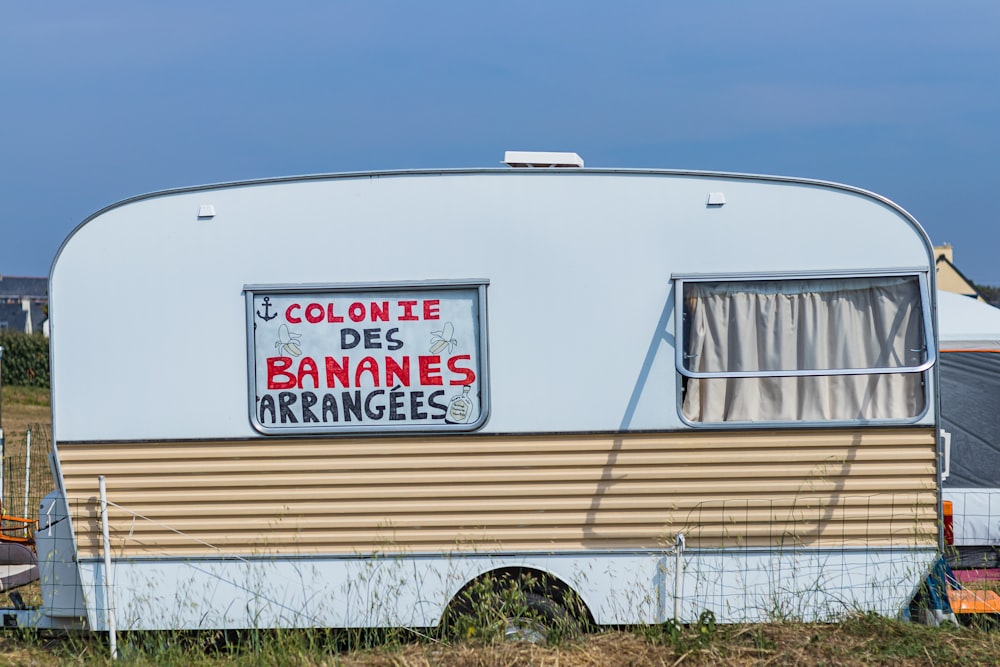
[{"xmin": 58, "ymin": 428, "xmax": 938, "ymax": 558}]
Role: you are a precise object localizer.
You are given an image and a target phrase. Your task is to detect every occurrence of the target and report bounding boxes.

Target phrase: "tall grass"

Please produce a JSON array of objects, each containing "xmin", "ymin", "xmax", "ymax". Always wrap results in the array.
[{"xmin": 2, "ymin": 612, "xmax": 998, "ymax": 666}]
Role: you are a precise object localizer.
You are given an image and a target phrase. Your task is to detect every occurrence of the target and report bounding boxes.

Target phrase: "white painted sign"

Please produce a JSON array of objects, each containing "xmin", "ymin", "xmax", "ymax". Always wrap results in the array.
[{"xmin": 246, "ymin": 282, "xmax": 488, "ymax": 434}]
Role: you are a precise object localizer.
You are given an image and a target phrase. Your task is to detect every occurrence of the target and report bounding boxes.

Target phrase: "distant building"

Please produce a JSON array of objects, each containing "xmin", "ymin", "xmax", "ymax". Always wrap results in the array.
[
  {"xmin": 935, "ymin": 244, "xmax": 985, "ymax": 302},
  {"xmin": 0, "ymin": 275, "xmax": 48, "ymax": 336}
]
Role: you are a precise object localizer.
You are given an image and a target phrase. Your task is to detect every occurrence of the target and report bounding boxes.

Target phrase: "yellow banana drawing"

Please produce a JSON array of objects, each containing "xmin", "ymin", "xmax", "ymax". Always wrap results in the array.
[
  {"xmin": 429, "ymin": 322, "xmax": 457, "ymax": 354},
  {"xmin": 275, "ymin": 324, "xmax": 303, "ymax": 357}
]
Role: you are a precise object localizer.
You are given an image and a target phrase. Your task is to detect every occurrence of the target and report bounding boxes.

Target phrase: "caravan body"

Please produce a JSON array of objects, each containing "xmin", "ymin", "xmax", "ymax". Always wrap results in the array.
[{"xmin": 42, "ymin": 161, "xmax": 940, "ymax": 631}]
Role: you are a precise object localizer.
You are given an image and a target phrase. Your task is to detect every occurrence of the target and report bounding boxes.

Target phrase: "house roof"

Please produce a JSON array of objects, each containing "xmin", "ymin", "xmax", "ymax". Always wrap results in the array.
[
  {"xmin": 0, "ymin": 276, "xmax": 47, "ymax": 300},
  {"xmin": 0, "ymin": 303, "xmax": 29, "ymax": 333},
  {"xmin": 935, "ymin": 254, "xmax": 984, "ymax": 301}
]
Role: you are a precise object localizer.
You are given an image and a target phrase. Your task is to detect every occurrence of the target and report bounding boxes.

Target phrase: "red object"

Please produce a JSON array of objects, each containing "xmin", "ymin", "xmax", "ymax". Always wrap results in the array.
[
  {"xmin": 943, "ymin": 500, "xmax": 954, "ymax": 545},
  {"xmin": 953, "ymin": 569, "xmax": 1000, "ymax": 584}
]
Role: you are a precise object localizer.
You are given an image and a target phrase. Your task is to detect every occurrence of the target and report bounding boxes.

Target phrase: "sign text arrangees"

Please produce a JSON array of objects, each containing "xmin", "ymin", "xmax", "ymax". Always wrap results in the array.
[{"xmin": 250, "ymin": 286, "xmax": 484, "ymax": 433}]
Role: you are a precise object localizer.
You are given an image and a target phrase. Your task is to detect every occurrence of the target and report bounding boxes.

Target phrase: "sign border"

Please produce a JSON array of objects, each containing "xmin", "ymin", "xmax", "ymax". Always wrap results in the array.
[{"xmin": 243, "ymin": 279, "xmax": 491, "ymax": 437}]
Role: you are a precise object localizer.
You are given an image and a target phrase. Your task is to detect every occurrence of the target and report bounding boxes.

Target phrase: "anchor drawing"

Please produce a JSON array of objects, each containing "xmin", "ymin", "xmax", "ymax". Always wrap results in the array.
[{"xmin": 257, "ymin": 297, "xmax": 278, "ymax": 321}]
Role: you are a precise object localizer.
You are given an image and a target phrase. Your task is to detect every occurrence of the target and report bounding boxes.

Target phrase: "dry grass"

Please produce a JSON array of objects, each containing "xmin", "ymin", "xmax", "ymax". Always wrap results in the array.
[
  {"xmin": 0, "ymin": 386, "xmax": 49, "ymax": 441},
  {"xmin": 0, "ymin": 617, "xmax": 994, "ymax": 666},
  {"xmin": 319, "ymin": 622, "xmax": 1000, "ymax": 667},
  {"xmin": 0, "ymin": 385, "xmax": 54, "ymax": 519},
  {"xmin": 0, "ymin": 386, "xmax": 51, "ymax": 612}
]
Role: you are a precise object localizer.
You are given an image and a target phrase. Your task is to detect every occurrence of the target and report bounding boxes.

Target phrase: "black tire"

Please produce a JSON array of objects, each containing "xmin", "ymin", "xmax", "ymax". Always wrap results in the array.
[
  {"xmin": 502, "ymin": 592, "xmax": 581, "ymax": 643},
  {"xmin": 441, "ymin": 587, "xmax": 583, "ymax": 644}
]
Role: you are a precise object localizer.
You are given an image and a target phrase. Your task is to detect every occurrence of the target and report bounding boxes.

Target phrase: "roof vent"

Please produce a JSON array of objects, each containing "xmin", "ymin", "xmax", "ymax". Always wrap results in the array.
[{"xmin": 503, "ymin": 151, "xmax": 584, "ymax": 168}]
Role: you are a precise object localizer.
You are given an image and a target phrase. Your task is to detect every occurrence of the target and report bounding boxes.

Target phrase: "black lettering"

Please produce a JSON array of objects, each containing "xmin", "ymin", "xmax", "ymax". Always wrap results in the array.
[
  {"xmin": 258, "ymin": 395, "xmax": 276, "ymax": 424},
  {"xmin": 341, "ymin": 328, "xmax": 361, "ymax": 350},
  {"xmin": 389, "ymin": 386, "xmax": 406, "ymax": 421},
  {"xmin": 409, "ymin": 390, "xmax": 427, "ymax": 420},
  {"xmin": 301, "ymin": 391, "xmax": 318, "ymax": 422},
  {"xmin": 342, "ymin": 390, "xmax": 363, "ymax": 422},
  {"xmin": 278, "ymin": 392, "xmax": 298, "ymax": 423},
  {"xmin": 385, "ymin": 327, "xmax": 403, "ymax": 351},
  {"xmin": 428, "ymin": 390, "xmax": 447, "ymax": 419},
  {"xmin": 364, "ymin": 389, "xmax": 386, "ymax": 420},
  {"xmin": 322, "ymin": 394, "xmax": 339, "ymax": 422},
  {"xmin": 364, "ymin": 328, "xmax": 382, "ymax": 349}
]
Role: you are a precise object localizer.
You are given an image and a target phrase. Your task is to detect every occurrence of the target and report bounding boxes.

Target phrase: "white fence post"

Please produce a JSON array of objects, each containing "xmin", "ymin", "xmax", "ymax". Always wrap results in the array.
[
  {"xmin": 22, "ymin": 428, "xmax": 31, "ymax": 520},
  {"xmin": 99, "ymin": 476, "xmax": 118, "ymax": 659},
  {"xmin": 673, "ymin": 533, "xmax": 685, "ymax": 624}
]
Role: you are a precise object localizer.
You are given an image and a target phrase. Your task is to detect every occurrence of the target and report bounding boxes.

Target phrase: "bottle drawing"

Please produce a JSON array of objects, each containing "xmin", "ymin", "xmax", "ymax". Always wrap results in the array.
[{"xmin": 446, "ymin": 385, "xmax": 476, "ymax": 424}]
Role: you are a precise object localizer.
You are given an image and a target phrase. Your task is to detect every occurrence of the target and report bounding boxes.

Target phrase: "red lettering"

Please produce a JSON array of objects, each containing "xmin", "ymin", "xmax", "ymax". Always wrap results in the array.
[
  {"xmin": 267, "ymin": 357, "xmax": 297, "ymax": 390},
  {"xmin": 355, "ymin": 356, "xmax": 380, "ymax": 386},
  {"xmin": 284, "ymin": 299, "xmax": 446, "ymax": 324},
  {"xmin": 297, "ymin": 356, "xmax": 320, "ymax": 388},
  {"xmin": 349, "ymin": 302, "xmax": 366, "ymax": 322},
  {"xmin": 399, "ymin": 300, "xmax": 419, "ymax": 321},
  {"xmin": 423, "ymin": 300, "xmax": 440, "ymax": 320},
  {"xmin": 305, "ymin": 303, "xmax": 325, "ymax": 323},
  {"xmin": 325, "ymin": 357, "xmax": 350, "ymax": 387},
  {"xmin": 419, "ymin": 355, "xmax": 443, "ymax": 385},
  {"xmin": 370, "ymin": 301, "xmax": 390, "ymax": 322},
  {"xmin": 447, "ymin": 355, "xmax": 476, "ymax": 385},
  {"xmin": 385, "ymin": 357, "xmax": 410, "ymax": 386}
]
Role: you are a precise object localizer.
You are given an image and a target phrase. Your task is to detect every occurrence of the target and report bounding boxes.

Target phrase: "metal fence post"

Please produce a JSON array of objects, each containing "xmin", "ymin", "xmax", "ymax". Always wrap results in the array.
[
  {"xmin": 22, "ymin": 428, "xmax": 31, "ymax": 520},
  {"xmin": 99, "ymin": 475, "xmax": 118, "ymax": 658}
]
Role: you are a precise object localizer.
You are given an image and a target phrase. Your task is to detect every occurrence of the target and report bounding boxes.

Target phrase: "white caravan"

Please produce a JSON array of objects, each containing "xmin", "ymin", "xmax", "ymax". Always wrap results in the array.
[{"xmin": 22, "ymin": 152, "xmax": 941, "ymax": 633}]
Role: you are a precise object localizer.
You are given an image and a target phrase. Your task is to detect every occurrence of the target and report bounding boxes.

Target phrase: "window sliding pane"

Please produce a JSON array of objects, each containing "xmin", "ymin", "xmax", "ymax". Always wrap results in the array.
[{"xmin": 682, "ymin": 276, "xmax": 925, "ymax": 374}]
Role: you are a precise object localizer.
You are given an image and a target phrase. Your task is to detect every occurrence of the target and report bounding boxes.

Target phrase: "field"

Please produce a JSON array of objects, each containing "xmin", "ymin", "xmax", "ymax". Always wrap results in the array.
[
  {"xmin": 0, "ymin": 613, "xmax": 991, "ymax": 666},
  {"xmin": 0, "ymin": 385, "xmax": 55, "ymax": 524},
  {"xmin": 1, "ymin": 387, "xmax": 999, "ymax": 665},
  {"xmin": 0, "ymin": 386, "xmax": 50, "ymax": 440}
]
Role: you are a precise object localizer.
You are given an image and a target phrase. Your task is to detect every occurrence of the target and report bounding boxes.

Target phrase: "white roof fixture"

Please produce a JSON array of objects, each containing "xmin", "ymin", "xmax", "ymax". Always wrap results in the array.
[
  {"xmin": 706, "ymin": 192, "xmax": 726, "ymax": 207},
  {"xmin": 197, "ymin": 204, "xmax": 216, "ymax": 219},
  {"xmin": 503, "ymin": 151, "xmax": 585, "ymax": 168}
]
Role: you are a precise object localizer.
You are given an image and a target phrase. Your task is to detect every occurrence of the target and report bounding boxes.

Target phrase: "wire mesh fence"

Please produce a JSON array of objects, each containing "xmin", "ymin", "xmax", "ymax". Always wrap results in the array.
[
  {"xmin": 40, "ymin": 489, "xmax": 947, "ymax": 631},
  {"xmin": 1, "ymin": 423, "xmax": 53, "ymax": 541}
]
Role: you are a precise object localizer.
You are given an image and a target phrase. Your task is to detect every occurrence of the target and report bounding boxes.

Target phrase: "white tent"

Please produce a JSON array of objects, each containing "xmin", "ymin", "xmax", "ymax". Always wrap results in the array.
[{"xmin": 938, "ymin": 290, "xmax": 1000, "ymax": 350}]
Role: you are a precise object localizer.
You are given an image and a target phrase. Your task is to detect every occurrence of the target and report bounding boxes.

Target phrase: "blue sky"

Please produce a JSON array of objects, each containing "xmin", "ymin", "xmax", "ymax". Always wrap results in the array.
[{"xmin": 2, "ymin": 3, "xmax": 999, "ymax": 283}]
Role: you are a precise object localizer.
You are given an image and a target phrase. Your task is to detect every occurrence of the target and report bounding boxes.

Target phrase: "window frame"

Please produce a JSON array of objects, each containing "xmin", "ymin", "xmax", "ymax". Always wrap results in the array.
[
  {"xmin": 243, "ymin": 279, "xmax": 491, "ymax": 437},
  {"xmin": 673, "ymin": 270, "xmax": 935, "ymax": 428}
]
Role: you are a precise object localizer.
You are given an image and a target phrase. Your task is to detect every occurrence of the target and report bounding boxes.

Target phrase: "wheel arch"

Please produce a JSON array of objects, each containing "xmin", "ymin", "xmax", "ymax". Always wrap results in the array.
[{"xmin": 439, "ymin": 565, "xmax": 596, "ymax": 628}]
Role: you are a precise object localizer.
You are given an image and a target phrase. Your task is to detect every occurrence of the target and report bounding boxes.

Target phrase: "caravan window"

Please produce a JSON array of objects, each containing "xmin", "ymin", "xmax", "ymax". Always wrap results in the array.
[{"xmin": 677, "ymin": 275, "xmax": 931, "ymax": 424}]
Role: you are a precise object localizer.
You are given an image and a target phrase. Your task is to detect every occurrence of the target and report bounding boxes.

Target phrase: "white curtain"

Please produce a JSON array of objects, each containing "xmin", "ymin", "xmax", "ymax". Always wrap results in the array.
[{"xmin": 681, "ymin": 277, "xmax": 926, "ymax": 423}]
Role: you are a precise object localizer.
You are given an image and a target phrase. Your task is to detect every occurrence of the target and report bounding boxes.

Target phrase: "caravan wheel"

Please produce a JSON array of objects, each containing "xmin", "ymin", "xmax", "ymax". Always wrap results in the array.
[
  {"xmin": 441, "ymin": 575, "xmax": 585, "ymax": 644},
  {"xmin": 501, "ymin": 592, "xmax": 581, "ymax": 643}
]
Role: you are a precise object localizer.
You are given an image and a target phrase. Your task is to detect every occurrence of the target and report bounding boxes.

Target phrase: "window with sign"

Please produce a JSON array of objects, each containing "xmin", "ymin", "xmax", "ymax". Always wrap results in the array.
[{"xmin": 245, "ymin": 281, "xmax": 489, "ymax": 435}]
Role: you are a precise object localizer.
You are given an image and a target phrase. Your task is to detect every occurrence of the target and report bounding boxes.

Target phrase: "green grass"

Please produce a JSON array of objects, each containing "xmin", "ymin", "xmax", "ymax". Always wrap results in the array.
[
  {"xmin": 1, "ymin": 385, "xmax": 51, "ymax": 439},
  {"xmin": 1, "ymin": 386, "xmax": 49, "ymax": 408},
  {"xmin": 0, "ymin": 614, "xmax": 997, "ymax": 666}
]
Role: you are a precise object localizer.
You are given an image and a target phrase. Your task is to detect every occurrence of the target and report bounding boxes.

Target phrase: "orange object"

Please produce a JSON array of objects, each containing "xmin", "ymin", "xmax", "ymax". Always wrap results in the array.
[
  {"xmin": 943, "ymin": 500, "xmax": 954, "ymax": 545},
  {"xmin": 949, "ymin": 588, "xmax": 1000, "ymax": 614},
  {"xmin": 0, "ymin": 514, "xmax": 37, "ymax": 552}
]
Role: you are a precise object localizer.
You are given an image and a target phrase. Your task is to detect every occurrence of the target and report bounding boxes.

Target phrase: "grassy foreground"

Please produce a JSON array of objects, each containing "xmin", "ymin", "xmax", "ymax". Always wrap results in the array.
[{"xmin": 0, "ymin": 614, "xmax": 997, "ymax": 666}]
